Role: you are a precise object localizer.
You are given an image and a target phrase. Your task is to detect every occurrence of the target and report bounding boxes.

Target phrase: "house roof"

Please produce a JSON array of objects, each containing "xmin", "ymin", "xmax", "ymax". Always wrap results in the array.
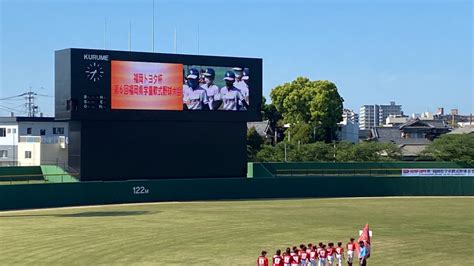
[
  {"xmin": 399, "ymin": 119, "xmax": 449, "ymax": 129},
  {"xmin": 369, "ymin": 126, "xmax": 430, "ymax": 156},
  {"xmin": 372, "ymin": 127, "xmax": 399, "ymax": 140},
  {"xmin": 371, "ymin": 126, "xmax": 431, "ymax": 145},
  {"xmin": 247, "ymin": 120, "xmax": 273, "ymax": 137},
  {"xmin": 369, "ymin": 119, "xmax": 450, "ymax": 157}
]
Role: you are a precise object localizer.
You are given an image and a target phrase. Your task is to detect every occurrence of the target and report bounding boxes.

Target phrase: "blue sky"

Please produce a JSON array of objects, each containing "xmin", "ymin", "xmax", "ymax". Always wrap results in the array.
[{"xmin": 0, "ymin": 0, "xmax": 472, "ymax": 117}]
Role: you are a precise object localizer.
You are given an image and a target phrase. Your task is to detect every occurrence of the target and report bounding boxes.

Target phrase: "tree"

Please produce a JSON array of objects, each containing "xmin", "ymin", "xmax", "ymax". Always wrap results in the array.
[
  {"xmin": 255, "ymin": 141, "xmax": 401, "ymax": 163},
  {"xmin": 255, "ymin": 143, "xmax": 286, "ymax": 162},
  {"xmin": 298, "ymin": 142, "xmax": 334, "ymax": 161},
  {"xmin": 262, "ymin": 102, "xmax": 282, "ymax": 129},
  {"xmin": 334, "ymin": 141, "xmax": 354, "ymax": 162},
  {"xmin": 247, "ymin": 127, "xmax": 264, "ymax": 161},
  {"xmin": 335, "ymin": 141, "xmax": 401, "ymax": 162},
  {"xmin": 261, "ymin": 96, "xmax": 284, "ymax": 144},
  {"xmin": 270, "ymin": 77, "xmax": 343, "ymax": 142},
  {"xmin": 284, "ymin": 122, "xmax": 313, "ymax": 144},
  {"xmin": 256, "ymin": 142, "xmax": 333, "ymax": 162},
  {"xmin": 421, "ymin": 134, "xmax": 474, "ymax": 164}
]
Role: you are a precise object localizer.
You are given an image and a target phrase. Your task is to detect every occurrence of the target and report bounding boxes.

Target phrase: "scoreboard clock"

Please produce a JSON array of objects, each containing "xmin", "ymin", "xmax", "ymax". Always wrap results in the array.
[{"xmin": 85, "ymin": 62, "xmax": 104, "ymax": 82}]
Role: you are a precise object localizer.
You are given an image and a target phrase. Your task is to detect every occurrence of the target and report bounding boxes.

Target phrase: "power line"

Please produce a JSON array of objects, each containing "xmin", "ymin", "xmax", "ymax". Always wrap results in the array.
[
  {"xmin": 0, "ymin": 104, "xmax": 25, "ymax": 113},
  {"xmin": 35, "ymin": 93, "xmax": 53, "ymax": 98},
  {"xmin": 1, "ymin": 87, "xmax": 47, "ymax": 117},
  {"xmin": 0, "ymin": 94, "xmax": 24, "ymax": 101},
  {"xmin": 0, "ymin": 98, "xmax": 25, "ymax": 102}
]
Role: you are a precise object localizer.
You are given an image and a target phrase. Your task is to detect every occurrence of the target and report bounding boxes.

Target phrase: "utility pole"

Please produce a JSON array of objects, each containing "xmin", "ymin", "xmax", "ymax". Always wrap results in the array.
[
  {"xmin": 24, "ymin": 87, "xmax": 38, "ymax": 117},
  {"xmin": 21, "ymin": 86, "xmax": 38, "ymax": 117}
]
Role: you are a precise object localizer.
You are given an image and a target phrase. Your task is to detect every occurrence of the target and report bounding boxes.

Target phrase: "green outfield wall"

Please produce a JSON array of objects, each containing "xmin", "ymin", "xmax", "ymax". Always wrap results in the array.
[
  {"xmin": 248, "ymin": 162, "xmax": 471, "ymax": 177},
  {"xmin": 0, "ymin": 166, "xmax": 44, "ymax": 182},
  {"xmin": 0, "ymin": 175, "xmax": 472, "ymax": 210}
]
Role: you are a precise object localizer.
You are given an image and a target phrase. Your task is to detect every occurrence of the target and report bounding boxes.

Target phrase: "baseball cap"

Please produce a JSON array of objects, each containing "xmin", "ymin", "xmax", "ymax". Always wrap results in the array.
[
  {"xmin": 242, "ymin": 68, "xmax": 250, "ymax": 80},
  {"xmin": 203, "ymin": 68, "xmax": 215, "ymax": 77},
  {"xmin": 232, "ymin": 67, "xmax": 243, "ymax": 71},
  {"xmin": 223, "ymin": 71, "xmax": 236, "ymax": 81},
  {"xmin": 187, "ymin": 68, "xmax": 199, "ymax": 79}
]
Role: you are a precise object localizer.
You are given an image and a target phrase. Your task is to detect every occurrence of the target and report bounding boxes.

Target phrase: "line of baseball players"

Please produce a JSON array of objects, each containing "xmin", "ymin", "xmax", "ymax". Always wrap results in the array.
[
  {"xmin": 183, "ymin": 67, "xmax": 250, "ymax": 111},
  {"xmin": 257, "ymin": 238, "xmax": 370, "ymax": 266}
]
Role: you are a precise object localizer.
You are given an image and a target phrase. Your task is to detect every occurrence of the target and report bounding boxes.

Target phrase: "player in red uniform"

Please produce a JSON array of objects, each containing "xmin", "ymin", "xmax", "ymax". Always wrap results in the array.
[
  {"xmin": 291, "ymin": 247, "xmax": 300, "ymax": 266},
  {"xmin": 273, "ymin": 249, "xmax": 284, "ymax": 266},
  {"xmin": 307, "ymin": 243, "xmax": 313, "ymax": 256},
  {"xmin": 318, "ymin": 244, "xmax": 328, "ymax": 266},
  {"xmin": 327, "ymin": 243, "xmax": 335, "ymax": 266},
  {"xmin": 283, "ymin": 248, "xmax": 292, "ymax": 266},
  {"xmin": 317, "ymin": 242, "xmax": 324, "ymax": 254},
  {"xmin": 258, "ymin": 250, "xmax": 269, "ymax": 266},
  {"xmin": 335, "ymin": 242, "xmax": 345, "ymax": 266},
  {"xmin": 290, "ymin": 246, "xmax": 297, "ymax": 257},
  {"xmin": 300, "ymin": 246, "xmax": 309, "ymax": 266},
  {"xmin": 346, "ymin": 238, "xmax": 356, "ymax": 266},
  {"xmin": 309, "ymin": 244, "xmax": 318, "ymax": 266},
  {"xmin": 298, "ymin": 244, "xmax": 305, "ymax": 257}
]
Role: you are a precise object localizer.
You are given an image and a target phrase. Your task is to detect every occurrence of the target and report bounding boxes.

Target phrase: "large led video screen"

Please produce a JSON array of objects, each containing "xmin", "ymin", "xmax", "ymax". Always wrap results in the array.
[
  {"xmin": 111, "ymin": 61, "xmax": 183, "ymax": 110},
  {"xmin": 55, "ymin": 48, "xmax": 262, "ymax": 122},
  {"xmin": 111, "ymin": 61, "xmax": 251, "ymax": 111}
]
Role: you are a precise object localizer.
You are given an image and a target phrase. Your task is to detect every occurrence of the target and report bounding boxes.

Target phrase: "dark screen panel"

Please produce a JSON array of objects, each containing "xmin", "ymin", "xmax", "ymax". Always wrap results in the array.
[{"xmin": 78, "ymin": 120, "xmax": 247, "ymax": 181}]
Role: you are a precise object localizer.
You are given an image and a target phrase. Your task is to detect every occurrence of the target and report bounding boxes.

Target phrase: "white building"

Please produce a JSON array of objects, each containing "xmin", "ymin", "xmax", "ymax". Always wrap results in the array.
[
  {"xmin": 0, "ymin": 117, "xmax": 68, "ymax": 166},
  {"xmin": 342, "ymin": 108, "xmax": 359, "ymax": 124},
  {"xmin": 360, "ymin": 101, "xmax": 403, "ymax": 129},
  {"xmin": 411, "ymin": 112, "xmax": 435, "ymax": 120},
  {"xmin": 338, "ymin": 109, "xmax": 359, "ymax": 143},
  {"xmin": 385, "ymin": 115, "xmax": 409, "ymax": 127}
]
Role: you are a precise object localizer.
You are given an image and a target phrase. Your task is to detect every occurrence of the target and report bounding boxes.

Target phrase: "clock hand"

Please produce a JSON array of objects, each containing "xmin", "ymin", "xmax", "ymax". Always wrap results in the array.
[{"xmin": 90, "ymin": 70, "xmax": 97, "ymax": 79}]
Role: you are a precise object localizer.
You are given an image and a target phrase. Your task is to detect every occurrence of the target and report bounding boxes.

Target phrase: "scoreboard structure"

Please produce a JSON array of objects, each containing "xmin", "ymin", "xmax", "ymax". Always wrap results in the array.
[{"xmin": 55, "ymin": 48, "xmax": 262, "ymax": 181}]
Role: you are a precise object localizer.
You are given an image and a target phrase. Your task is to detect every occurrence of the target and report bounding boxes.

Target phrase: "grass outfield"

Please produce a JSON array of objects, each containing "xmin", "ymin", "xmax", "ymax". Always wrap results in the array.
[{"xmin": 0, "ymin": 197, "xmax": 473, "ymax": 265}]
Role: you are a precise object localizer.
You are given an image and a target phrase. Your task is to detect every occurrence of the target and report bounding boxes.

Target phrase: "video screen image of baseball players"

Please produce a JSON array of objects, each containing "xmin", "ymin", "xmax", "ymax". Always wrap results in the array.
[{"xmin": 183, "ymin": 65, "xmax": 250, "ymax": 111}]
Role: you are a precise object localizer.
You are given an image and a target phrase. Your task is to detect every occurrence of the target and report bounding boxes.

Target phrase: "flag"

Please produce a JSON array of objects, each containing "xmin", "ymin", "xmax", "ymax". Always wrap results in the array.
[
  {"xmin": 358, "ymin": 223, "xmax": 370, "ymax": 244},
  {"xmin": 357, "ymin": 223, "xmax": 371, "ymax": 258}
]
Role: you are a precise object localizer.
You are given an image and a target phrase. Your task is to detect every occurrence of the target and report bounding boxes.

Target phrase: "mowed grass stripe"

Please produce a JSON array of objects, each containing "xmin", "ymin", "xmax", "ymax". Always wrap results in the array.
[{"xmin": 0, "ymin": 197, "xmax": 473, "ymax": 265}]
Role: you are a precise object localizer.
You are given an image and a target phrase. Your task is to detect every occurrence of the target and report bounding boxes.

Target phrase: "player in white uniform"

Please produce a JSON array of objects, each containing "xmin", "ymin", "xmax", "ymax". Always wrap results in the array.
[
  {"xmin": 183, "ymin": 68, "xmax": 208, "ymax": 110},
  {"xmin": 201, "ymin": 68, "xmax": 222, "ymax": 110},
  {"xmin": 221, "ymin": 71, "xmax": 247, "ymax": 111},
  {"xmin": 232, "ymin": 67, "xmax": 249, "ymax": 104}
]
